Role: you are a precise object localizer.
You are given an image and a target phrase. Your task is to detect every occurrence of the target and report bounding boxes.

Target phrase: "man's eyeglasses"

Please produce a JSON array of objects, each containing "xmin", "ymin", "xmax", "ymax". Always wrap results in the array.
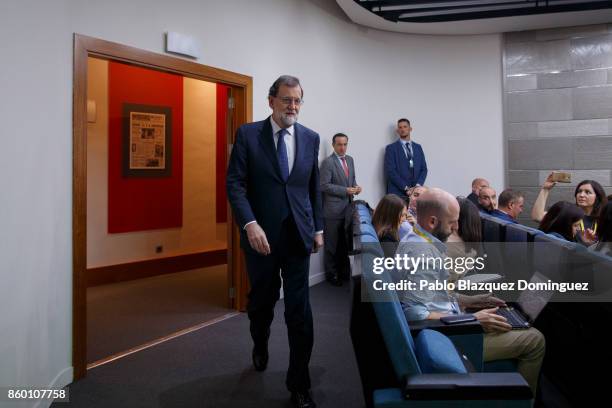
[{"xmin": 277, "ymin": 97, "xmax": 304, "ymax": 106}]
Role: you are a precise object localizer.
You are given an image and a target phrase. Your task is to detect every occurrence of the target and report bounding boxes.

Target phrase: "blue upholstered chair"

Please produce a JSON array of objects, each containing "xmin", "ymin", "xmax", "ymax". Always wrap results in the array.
[
  {"xmin": 353, "ymin": 204, "xmax": 532, "ymax": 407},
  {"xmin": 532, "ymin": 233, "xmax": 578, "ymax": 282},
  {"xmin": 479, "ymin": 214, "xmax": 510, "ymax": 277},
  {"xmin": 505, "ymin": 223, "xmax": 543, "ymax": 243},
  {"xmin": 480, "ymin": 213, "xmax": 511, "ymax": 242},
  {"xmin": 503, "ymin": 223, "xmax": 544, "ymax": 282}
]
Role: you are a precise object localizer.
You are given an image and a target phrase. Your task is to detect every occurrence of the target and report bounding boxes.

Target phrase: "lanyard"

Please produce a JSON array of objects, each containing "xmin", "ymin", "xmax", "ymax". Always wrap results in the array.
[
  {"xmin": 413, "ymin": 226, "xmax": 433, "ymax": 243},
  {"xmin": 579, "ymin": 219, "xmax": 598, "ymax": 234}
]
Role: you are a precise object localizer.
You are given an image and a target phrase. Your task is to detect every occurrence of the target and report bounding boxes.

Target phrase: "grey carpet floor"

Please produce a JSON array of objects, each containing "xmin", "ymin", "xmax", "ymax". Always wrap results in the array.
[
  {"xmin": 87, "ymin": 266, "xmax": 230, "ymax": 362},
  {"xmin": 64, "ymin": 281, "xmax": 364, "ymax": 408}
]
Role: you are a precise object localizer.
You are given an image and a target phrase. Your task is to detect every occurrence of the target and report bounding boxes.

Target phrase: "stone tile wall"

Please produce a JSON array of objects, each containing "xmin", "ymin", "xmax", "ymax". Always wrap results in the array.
[{"xmin": 504, "ymin": 24, "xmax": 612, "ymax": 225}]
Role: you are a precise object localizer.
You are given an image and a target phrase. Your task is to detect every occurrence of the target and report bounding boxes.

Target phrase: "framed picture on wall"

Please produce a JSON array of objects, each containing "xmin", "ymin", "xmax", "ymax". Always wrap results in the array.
[{"xmin": 122, "ymin": 103, "xmax": 172, "ymax": 177}]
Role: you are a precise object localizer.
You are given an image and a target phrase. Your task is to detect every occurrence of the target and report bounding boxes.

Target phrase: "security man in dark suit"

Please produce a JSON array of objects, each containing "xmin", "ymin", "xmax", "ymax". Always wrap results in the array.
[
  {"xmin": 384, "ymin": 118, "xmax": 428, "ymax": 197},
  {"xmin": 226, "ymin": 75, "xmax": 323, "ymax": 408},
  {"xmin": 319, "ymin": 133, "xmax": 361, "ymax": 286}
]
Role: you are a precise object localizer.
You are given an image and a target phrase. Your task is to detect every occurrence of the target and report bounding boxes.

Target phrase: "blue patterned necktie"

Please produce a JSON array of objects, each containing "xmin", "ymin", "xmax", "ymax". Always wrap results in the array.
[
  {"xmin": 403, "ymin": 142, "xmax": 412, "ymax": 160},
  {"xmin": 277, "ymin": 129, "xmax": 289, "ymax": 181},
  {"xmin": 404, "ymin": 142, "xmax": 413, "ymax": 168}
]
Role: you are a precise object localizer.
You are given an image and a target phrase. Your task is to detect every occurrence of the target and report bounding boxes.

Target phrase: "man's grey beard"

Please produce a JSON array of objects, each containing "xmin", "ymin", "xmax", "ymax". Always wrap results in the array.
[{"xmin": 280, "ymin": 113, "xmax": 298, "ymax": 127}]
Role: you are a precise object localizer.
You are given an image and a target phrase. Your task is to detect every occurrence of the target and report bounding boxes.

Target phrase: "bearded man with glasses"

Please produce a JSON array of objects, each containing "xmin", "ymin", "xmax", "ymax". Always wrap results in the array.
[{"xmin": 226, "ymin": 75, "xmax": 323, "ymax": 408}]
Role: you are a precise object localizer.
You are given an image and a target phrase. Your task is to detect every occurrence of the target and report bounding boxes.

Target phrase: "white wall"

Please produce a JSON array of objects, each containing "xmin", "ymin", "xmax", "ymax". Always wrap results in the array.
[
  {"xmin": 0, "ymin": 0, "xmax": 503, "ymax": 400},
  {"xmin": 86, "ymin": 58, "xmax": 224, "ymax": 268}
]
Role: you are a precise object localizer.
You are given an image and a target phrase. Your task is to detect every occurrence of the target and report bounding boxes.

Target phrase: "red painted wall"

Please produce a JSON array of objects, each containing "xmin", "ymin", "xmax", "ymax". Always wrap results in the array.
[{"xmin": 108, "ymin": 61, "xmax": 183, "ymax": 233}]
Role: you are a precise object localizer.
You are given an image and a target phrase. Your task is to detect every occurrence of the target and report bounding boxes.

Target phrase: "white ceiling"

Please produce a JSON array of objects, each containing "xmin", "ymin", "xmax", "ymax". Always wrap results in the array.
[{"xmin": 336, "ymin": 0, "xmax": 612, "ymax": 35}]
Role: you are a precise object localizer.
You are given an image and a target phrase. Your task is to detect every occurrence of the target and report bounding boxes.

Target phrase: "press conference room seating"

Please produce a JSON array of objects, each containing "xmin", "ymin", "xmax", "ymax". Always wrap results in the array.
[{"xmin": 350, "ymin": 203, "xmax": 532, "ymax": 407}]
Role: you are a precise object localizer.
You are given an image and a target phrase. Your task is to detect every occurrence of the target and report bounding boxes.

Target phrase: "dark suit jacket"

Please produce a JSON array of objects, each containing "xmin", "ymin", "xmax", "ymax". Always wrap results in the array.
[
  {"xmin": 226, "ymin": 117, "xmax": 323, "ymax": 254},
  {"xmin": 490, "ymin": 209, "xmax": 518, "ymax": 224},
  {"xmin": 467, "ymin": 192, "xmax": 479, "ymax": 206},
  {"xmin": 384, "ymin": 140, "xmax": 427, "ymax": 196},
  {"xmin": 319, "ymin": 153, "xmax": 357, "ymax": 220}
]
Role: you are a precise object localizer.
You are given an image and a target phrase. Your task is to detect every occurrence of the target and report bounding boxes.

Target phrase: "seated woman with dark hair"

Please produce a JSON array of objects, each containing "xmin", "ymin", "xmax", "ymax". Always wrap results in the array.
[
  {"xmin": 372, "ymin": 194, "xmax": 409, "ymax": 257},
  {"xmin": 447, "ymin": 197, "xmax": 483, "ymax": 281},
  {"xmin": 538, "ymin": 201, "xmax": 584, "ymax": 241},
  {"xmin": 590, "ymin": 202, "xmax": 612, "ymax": 256},
  {"xmin": 448, "ymin": 197, "xmax": 482, "ymax": 248}
]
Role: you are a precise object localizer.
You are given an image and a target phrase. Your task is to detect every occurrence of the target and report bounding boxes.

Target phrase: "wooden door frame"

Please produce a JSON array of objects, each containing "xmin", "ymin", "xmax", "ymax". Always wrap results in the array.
[{"xmin": 72, "ymin": 33, "xmax": 251, "ymax": 380}]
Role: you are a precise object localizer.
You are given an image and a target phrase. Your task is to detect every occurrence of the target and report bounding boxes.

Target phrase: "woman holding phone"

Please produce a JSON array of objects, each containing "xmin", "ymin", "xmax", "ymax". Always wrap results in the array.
[{"xmin": 531, "ymin": 173, "xmax": 607, "ymax": 246}]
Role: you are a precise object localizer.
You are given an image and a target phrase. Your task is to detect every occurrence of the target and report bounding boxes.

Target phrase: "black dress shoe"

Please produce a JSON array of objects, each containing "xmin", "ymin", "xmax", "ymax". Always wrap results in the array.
[
  {"xmin": 252, "ymin": 348, "xmax": 269, "ymax": 371},
  {"xmin": 291, "ymin": 391, "xmax": 316, "ymax": 408},
  {"xmin": 327, "ymin": 276, "xmax": 342, "ymax": 286}
]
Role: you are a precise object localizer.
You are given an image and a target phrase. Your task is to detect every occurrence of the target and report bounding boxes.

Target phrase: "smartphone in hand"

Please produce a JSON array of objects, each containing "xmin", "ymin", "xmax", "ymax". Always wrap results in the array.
[{"xmin": 551, "ymin": 171, "xmax": 571, "ymax": 183}]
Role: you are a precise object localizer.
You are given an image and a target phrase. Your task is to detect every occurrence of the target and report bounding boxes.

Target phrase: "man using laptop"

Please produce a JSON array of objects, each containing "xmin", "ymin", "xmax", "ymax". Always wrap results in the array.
[{"xmin": 396, "ymin": 188, "xmax": 545, "ymax": 394}]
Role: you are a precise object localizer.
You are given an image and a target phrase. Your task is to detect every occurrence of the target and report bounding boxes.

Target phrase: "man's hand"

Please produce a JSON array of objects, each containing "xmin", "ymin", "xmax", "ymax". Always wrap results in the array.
[
  {"xmin": 347, "ymin": 187, "xmax": 361, "ymax": 196},
  {"xmin": 313, "ymin": 234, "xmax": 324, "ymax": 253},
  {"xmin": 473, "ymin": 308, "xmax": 512, "ymax": 333},
  {"xmin": 458, "ymin": 293, "xmax": 506, "ymax": 310},
  {"xmin": 245, "ymin": 223, "xmax": 271, "ymax": 255}
]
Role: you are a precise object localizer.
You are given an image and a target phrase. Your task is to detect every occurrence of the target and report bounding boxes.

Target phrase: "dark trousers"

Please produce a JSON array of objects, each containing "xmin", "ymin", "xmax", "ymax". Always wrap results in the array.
[
  {"xmin": 323, "ymin": 217, "xmax": 350, "ymax": 280},
  {"xmin": 244, "ymin": 217, "xmax": 314, "ymax": 392}
]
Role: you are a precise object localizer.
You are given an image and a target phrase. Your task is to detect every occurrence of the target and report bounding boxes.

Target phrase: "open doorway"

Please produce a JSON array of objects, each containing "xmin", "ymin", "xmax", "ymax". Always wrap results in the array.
[{"xmin": 73, "ymin": 34, "xmax": 252, "ymax": 379}]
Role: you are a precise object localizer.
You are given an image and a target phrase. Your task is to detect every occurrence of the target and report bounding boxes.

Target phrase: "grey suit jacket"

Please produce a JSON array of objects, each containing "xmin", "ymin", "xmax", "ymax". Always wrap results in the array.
[{"xmin": 319, "ymin": 153, "xmax": 357, "ymax": 219}]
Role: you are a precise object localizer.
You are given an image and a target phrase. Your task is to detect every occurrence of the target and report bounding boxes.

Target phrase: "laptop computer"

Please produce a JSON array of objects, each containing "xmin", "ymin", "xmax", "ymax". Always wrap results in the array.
[{"xmin": 496, "ymin": 272, "xmax": 554, "ymax": 330}]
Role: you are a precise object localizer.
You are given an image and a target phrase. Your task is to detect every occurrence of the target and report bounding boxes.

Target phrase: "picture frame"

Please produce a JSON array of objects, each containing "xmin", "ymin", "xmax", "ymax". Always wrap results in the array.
[{"xmin": 122, "ymin": 103, "xmax": 172, "ymax": 177}]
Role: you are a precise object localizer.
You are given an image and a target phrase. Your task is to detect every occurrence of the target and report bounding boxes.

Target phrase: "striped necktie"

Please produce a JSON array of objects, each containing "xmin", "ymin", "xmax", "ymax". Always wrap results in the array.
[{"xmin": 340, "ymin": 156, "xmax": 349, "ymax": 178}]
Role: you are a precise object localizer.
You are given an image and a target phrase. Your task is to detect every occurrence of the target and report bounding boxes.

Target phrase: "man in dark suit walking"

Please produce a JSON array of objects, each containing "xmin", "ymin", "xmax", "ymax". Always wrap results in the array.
[
  {"xmin": 226, "ymin": 75, "xmax": 323, "ymax": 408},
  {"xmin": 319, "ymin": 133, "xmax": 361, "ymax": 286},
  {"xmin": 384, "ymin": 118, "xmax": 427, "ymax": 197}
]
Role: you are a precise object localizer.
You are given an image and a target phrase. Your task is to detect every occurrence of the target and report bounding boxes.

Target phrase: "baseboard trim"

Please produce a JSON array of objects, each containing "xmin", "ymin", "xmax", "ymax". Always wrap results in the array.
[
  {"xmin": 34, "ymin": 366, "xmax": 73, "ymax": 408},
  {"xmin": 309, "ymin": 271, "xmax": 326, "ymax": 286},
  {"xmin": 87, "ymin": 249, "xmax": 227, "ymax": 287}
]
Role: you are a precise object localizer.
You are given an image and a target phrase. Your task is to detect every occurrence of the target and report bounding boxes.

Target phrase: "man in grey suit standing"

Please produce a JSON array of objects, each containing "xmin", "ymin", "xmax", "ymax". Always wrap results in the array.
[{"xmin": 319, "ymin": 133, "xmax": 361, "ymax": 286}]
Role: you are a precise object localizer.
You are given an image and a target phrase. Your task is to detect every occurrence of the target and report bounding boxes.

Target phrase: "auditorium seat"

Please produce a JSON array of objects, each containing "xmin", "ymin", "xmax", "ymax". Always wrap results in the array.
[
  {"xmin": 532, "ymin": 233, "xmax": 577, "ymax": 282},
  {"xmin": 480, "ymin": 213, "xmax": 509, "ymax": 277},
  {"xmin": 503, "ymin": 223, "xmax": 543, "ymax": 282},
  {"xmin": 351, "ymin": 203, "xmax": 532, "ymax": 407},
  {"xmin": 480, "ymin": 213, "xmax": 510, "ymax": 242},
  {"xmin": 473, "ymin": 212, "xmax": 612, "ymax": 405}
]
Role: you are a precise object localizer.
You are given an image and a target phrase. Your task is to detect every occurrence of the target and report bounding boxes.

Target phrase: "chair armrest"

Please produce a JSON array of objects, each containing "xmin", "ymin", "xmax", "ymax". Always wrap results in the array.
[
  {"xmin": 403, "ymin": 372, "xmax": 532, "ymax": 400},
  {"xmin": 409, "ymin": 318, "xmax": 484, "ymax": 337}
]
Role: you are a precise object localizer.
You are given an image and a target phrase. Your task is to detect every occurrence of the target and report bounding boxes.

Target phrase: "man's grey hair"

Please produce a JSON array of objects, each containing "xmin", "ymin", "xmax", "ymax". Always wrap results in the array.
[
  {"xmin": 268, "ymin": 75, "xmax": 303, "ymax": 97},
  {"xmin": 498, "ymin": 189, "xmax": 524, "ymax": 208}
]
